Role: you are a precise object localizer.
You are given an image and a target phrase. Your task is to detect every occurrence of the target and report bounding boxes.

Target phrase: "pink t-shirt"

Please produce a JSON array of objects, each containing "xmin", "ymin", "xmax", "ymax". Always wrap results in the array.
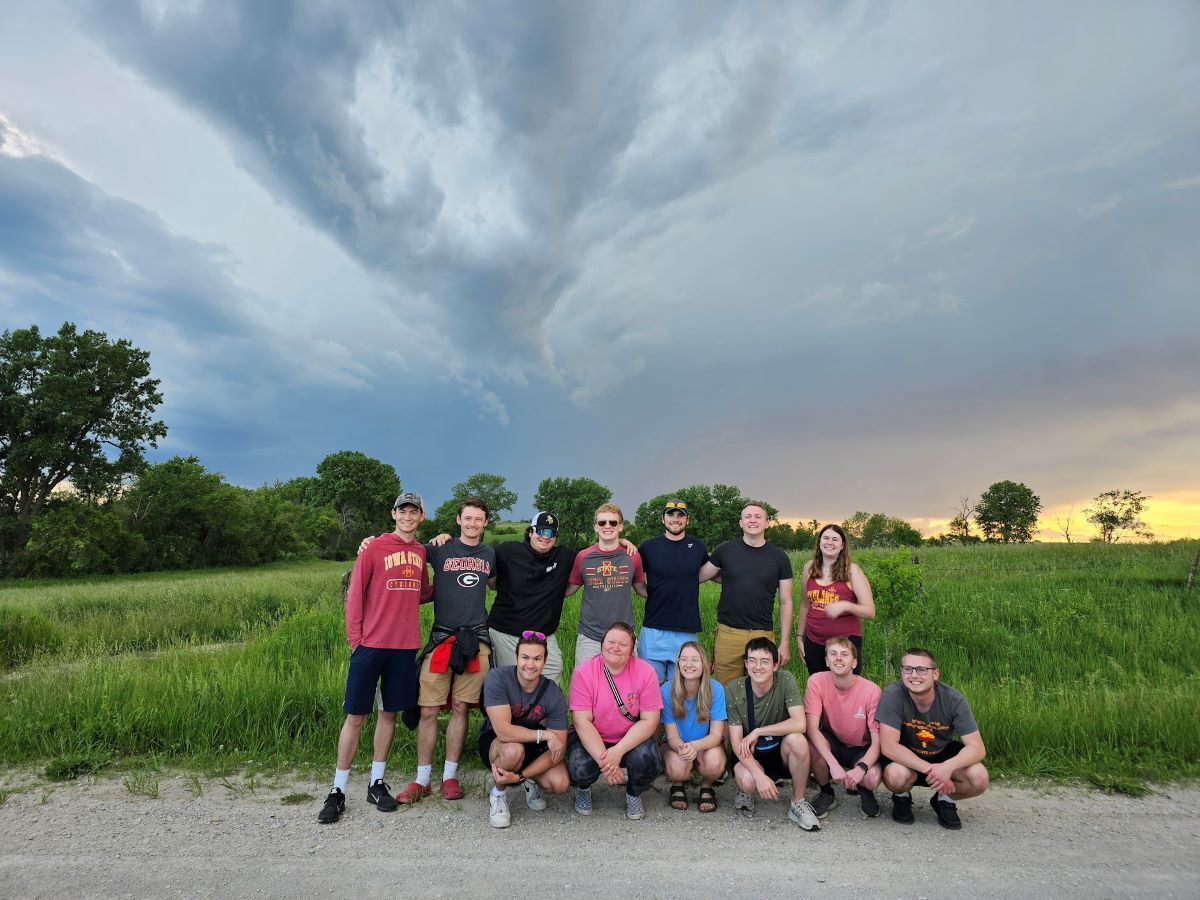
[
  {"xmin": 569, "ymin": 654, "xmax": 662, "ymax": 744},
  {"xmin": 803, "ymin": 671, "xmax": 881, "ymax": 748}
]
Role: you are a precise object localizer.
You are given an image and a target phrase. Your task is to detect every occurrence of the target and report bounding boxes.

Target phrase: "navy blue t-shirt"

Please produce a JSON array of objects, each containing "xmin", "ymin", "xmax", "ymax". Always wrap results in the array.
[{"xmin": 638, "ymin": 534, "xmax": 709, "ymax": 633}]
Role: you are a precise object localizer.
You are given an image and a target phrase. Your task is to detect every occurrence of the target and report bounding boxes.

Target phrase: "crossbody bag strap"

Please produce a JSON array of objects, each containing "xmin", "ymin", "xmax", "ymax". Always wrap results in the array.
[
  {"xmin": 745, "ymin": 676, "xmax": 757, "ymax": 736},
  {"xmin": 603, "ymin": 665, "xmax": 639, "ymax": 723}
]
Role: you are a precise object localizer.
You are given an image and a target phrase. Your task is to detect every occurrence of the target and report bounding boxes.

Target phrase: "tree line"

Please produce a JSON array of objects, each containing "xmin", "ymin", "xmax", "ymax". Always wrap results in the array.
[{"xmin": 0, "ymin": 322, "xmax": 1155, "ymax": 578}]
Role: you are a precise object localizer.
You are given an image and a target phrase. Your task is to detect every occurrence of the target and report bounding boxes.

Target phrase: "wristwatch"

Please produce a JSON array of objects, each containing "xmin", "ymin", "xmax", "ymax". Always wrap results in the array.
[{"xmin": 855, "ymin": 761, "xmax": 869, "ymax": 773}]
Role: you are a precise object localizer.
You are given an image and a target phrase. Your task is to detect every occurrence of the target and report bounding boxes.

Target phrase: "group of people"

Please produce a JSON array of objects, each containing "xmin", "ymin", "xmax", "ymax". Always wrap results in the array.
[{"xmin": 318, "ymin": 492, "xmax": 989, "ymax": 833}]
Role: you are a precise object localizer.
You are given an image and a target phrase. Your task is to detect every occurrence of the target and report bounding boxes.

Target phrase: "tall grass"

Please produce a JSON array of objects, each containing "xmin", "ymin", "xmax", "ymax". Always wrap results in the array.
[{"xmin": 1, "ymin": 542, "xmax": 1197, "ymax": 785}]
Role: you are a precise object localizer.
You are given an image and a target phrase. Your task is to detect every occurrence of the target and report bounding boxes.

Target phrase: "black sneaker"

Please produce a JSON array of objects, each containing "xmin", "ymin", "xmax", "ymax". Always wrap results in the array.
[
  {"xmin": 859, "ymin": 787, "xmax": 880, "ymax": 817},
  {"xmin": 368, "ymin": 779, "xmax": 398, "ymax": 812},
  {"xmin": 810, "ymin": 788, "xmax": 837, "ymax": 819},
  {"xmin": 318, "ymin": 788, "xmax": 346, "ymax": 824},
  {"xmin": 930, "ymin": 796, "xmax": 962, "ymax": 830},
  {"xmin": 891, "ymin": 792, "xmax": 914, "ymax": 824}
]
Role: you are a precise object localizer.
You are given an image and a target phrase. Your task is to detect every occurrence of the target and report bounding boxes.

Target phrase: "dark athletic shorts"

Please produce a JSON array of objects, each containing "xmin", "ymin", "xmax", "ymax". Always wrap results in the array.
[
  {"xmin": 820, "ymin": 725, "xmax": 871, "ymax": 770},
  {"xmin": 802, "ymin": 633, "xmax": 863, "ymax": 676},
  {"xmin": 477, "ymin": 729, "xmax": 549, "ymax": 770},
  {"xmin": 751, "ymin": 742, "xmax": 790, "ymax": 782},
  {"xmin": 883, "ymin": 739, "xmax": 966, "ymax": 787},
  {"xmin": 343, "ymin": 646, "xmax": 417, "ymax": 715}
]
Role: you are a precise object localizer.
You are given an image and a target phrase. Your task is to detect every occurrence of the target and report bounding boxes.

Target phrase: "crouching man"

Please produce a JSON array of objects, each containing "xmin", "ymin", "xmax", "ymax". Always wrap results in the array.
[
  {"xmin": 479, "ymin": 631, "xmax": 570, "ymax": 828},
  {"xmin": 878, "ymin": 647, "xmax": 989, "ymax": 830}
]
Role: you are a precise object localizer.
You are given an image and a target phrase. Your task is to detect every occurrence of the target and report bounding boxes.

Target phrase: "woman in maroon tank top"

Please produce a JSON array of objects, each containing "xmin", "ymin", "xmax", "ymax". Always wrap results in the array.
[{"xmin": 797, "ymin": 524, "xmax": 875, "ymax": 676}]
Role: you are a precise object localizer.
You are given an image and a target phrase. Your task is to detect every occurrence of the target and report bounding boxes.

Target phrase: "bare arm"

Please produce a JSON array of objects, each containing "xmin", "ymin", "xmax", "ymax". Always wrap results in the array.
[
  {"xmin": 796, "ymin": 562, "xmax": 812, "ymax": 650},
  {"xmin": 571, "ymin": 708, "xmax": 607, "ymax": 762},
  {"xmin": 777, "ymin": 578, "xmax": 794, "ymax": 665},
  {"xmin": 610, "ymin": 709, "xmax": 661, "ymax": 758},
  {"xmin": 633, "ymin": 581, "xmax": 648, "ymax": 598},
  {"xmin": 698, "ymin": 561, "xmax": 721, "ymax": 582}
]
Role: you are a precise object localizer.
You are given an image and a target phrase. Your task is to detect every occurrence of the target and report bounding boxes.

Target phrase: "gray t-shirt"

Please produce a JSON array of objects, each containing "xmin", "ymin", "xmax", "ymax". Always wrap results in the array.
[
  {"xmin": 570, "ymin": 544, "xmax": 646, "ymax": 641},
  {"xmin": 479, "ymin": 665, "xmax": 569, "ymax": 737},
  {"xmin": 876, "ymin": 681, "xmax": 979, "ymax": 759},
  {"xmin": 426, "ymin": 538, "xmax": 496, "ymax": 630}
]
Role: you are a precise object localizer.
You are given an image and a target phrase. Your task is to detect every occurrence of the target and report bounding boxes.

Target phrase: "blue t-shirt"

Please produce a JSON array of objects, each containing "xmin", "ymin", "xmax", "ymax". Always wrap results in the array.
[
  {"xmin": 659, "ymin": 678, "xmax": 727, "ymax": 743},
  {"xmin": 639, "ymin": 534, "xmax": 709, "ymax": 632}
]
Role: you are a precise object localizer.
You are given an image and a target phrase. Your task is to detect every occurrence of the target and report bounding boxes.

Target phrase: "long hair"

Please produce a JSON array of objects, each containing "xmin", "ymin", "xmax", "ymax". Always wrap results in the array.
[
  {"xmin": 670, "ymin": 641, "xmax": 714, "ymax": 724},
  {"xmin": 810, "ymin": 523, "xmax": 852, "ymax": 583}
]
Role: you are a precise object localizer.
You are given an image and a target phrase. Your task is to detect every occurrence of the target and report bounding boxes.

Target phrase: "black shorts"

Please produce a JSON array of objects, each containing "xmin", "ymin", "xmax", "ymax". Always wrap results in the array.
[
  {"xmin": 884, "ymin": 740, "xmax": 966, "ymax": 787},
  {"xmin": 820, "ymin": 726, "xmax": 871, "ymax": 770},
  {"xmin": 751, "ymin": 741, "xmax": 790, "ymax": 782},
  {"xmin": 802, "ymin": 633, "xmax": 863, "ymax": 676},
  {"xmin": 343, "ymin": 646, "xmax": 417, "ymax": 715},
  {"xmin": 477, "ymin": 729, "xmax": 550, "ymax": 770}
]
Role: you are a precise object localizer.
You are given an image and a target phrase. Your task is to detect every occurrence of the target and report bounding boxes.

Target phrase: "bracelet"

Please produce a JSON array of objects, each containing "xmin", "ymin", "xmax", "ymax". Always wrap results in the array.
[{"xmin": 535, "ymin": 728, "xmax": 543, "ymax": 744}]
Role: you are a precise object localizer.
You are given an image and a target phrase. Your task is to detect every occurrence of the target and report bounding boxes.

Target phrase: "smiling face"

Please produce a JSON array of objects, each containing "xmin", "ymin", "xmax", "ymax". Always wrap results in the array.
[
  {"xmin": 825, "ymin": 640, "xmax": 857, "ymax": 677},
  {"xmin": 819, "ymin": 526, "xmax": 845, "ymax": 560},
  {"xmin": 600, "ymin": 627, "xmax": 635, "ymax": 671},
  {"xmin": 456, "ymin": 504, "xmax": 488, "ymax": 543},
  {"xmin": 740, "ymin": 504, "xmax": 768, "ymax": 538},
  {"xmin": 899, "ymin": 652, "xmax": 939, "ymax": 695},
  {"xmin": 516, "ymin": 641, "xmax": 547, "ymax": 686},
  {"xmin": 391, "ymin": 503, "xmax": 424, "ymax": 539},
  {"xmin": 663, "ymin": 509, "xmax": 688, "ymax": 537},
  {"xmin": 676, "ymin": 645, "xmax": 705, "ymax": 681},
  {"xmin": 529, "ymin": 529, "xmax": 557, "ymax": 553},
  {"xmin": 744, "ymin": 648, "xmax": 779, "ymax": 688},
  {"xmin": 594, "ymin": 506, "xmax": 624, "ymax": 545}
]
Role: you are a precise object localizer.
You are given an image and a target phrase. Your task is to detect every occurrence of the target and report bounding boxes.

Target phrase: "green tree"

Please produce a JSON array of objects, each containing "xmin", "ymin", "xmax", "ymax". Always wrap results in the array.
[
  {"xmin": 633, "ymin": 485, "xmax": 778, "ymax": 549},
  {"xmin": 0, "ymin": 322, "xmax": 166, "ymax": 567},
  {"xmin": 841, "ymin": 511, "xmax": 923, "ymax": 547},
  {"xmin": 974, "ymin": 480, "xmax": 1042, "ymax": 543},
  {"xmin": 422, "ymin": 472, "xmax": 519, "ymax": 539},
  {"xmin": 311, "ymin": 451, "xmax": 401, "ymax": 556},
  {"xmin": 1085, "ymin": 489, "xmax": 1151, "ymax": 543},
  {"xmin": 15, "ymin": 496, "xmax": 145, "ymax": 577},
  {"xmin": 532, "ymin": 476, "xmax": 613, "ymax": 549}
]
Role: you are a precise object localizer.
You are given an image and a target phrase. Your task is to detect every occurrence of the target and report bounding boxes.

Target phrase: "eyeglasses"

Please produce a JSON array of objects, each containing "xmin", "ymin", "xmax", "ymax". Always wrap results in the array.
[
  {"xmin": 533, "ymin": 528, "xmax": 555, "ymax": 539},
  {"xmin": 521, "ymin": 630, "xmax": 547, "ymax": 640},
  {"xmin": 677, "ymin": 656, "xmax": 703, "ymax": 665},
  {"xmin": 900, "ymin": 665, "xmax": 934, "ymax": 675},
  {"xmin": 595, "ymin": 519, "xmax": 620, "ymax": 527}
]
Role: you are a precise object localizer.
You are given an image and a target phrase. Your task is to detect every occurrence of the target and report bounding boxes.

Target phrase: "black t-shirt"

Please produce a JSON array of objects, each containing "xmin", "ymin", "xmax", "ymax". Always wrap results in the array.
[
  {"xmin": 710, "ymin": 539, "xmax": 793, "ymax": 631},
  {"xmin": 487, "ymin": 537, "xmax": 577, "ymax": 636},
  {"xmin": 639, "ymin": 534, "xmax": 709, "ymax": 632}
]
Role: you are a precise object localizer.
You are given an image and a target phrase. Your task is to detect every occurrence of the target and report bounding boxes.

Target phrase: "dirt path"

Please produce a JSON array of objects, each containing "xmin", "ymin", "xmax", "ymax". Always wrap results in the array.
[{"xmin": 1, "ymin": 773, "xmax": 1196, "ymax": 898}]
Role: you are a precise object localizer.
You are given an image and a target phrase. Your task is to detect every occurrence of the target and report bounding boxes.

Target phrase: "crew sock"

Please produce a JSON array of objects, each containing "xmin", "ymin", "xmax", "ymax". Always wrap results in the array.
[
  {"xmin": 937, "ymin": 792, "xmax": 955, "ymax": 804},
  {"xmin": 371, "ymin": 760, "xmax": 386, "ymax": 783},
  {"xmin": 894, "ymin": 790, "xmax": 911, "ymax": 798},
  {"xmin": 333, "ymin": 768, "xmax": 350, "ymax": 791},
  {"xmin": 491, "ymin": 786, "xmax": 506, "ymax": 800},
  {"xmin": 415, "ymin": 765, "xmax": 432, "ymax": 787},
  {"xmin": 443, "ymin": 760, "xmax": 460, "ymax": 781}
]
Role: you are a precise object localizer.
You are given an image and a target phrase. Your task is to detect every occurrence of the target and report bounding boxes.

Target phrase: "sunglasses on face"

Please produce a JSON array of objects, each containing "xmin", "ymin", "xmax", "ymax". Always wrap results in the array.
[
  {"xmin": 595, "ymin": 519, "xmax": 620, "ymax": 527},
  {"xmin": 533, "ymin": 528, "xmax": 555, "ymax": 539},
  {"xmin": 521, "ymin": 630, "xmax": 547, "ymax": 640}
]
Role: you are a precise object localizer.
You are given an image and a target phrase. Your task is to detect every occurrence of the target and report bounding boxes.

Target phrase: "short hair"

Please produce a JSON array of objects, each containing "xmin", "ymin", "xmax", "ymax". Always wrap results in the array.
[
  {"xmin": 901, "ymin": 647, "xmax": 938, "ymax": 667},
  {"xmin": 741, "ymin": 502, "xmax": 768, "ymax": 517},
  {"xmin": 595, "ymin": 503, "xmax": 624, "ymax": 524},
  {"xmin": 457, "ymin": 497, "xmax": 490, "ymax": 519},
  {"xmin": 825, "ymin": 636, "xmax": 858, "ymax": 659},
  {"xmin": 516, "ymin": 633, "xmax": 548, "ymax": 656},
  {"xmin": 743, "ymin": 636, "xmax": 779, "ymax": 663},
  {"xmin": 602, "ymin": 621, "xmax": 636, "ymax": 644}
]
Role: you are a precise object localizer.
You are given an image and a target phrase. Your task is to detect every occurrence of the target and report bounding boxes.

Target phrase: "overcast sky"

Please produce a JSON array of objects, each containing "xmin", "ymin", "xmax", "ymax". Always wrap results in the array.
[{"xmin": 2, "ymin": 1, "xmax": 1197, "ymax": 538}]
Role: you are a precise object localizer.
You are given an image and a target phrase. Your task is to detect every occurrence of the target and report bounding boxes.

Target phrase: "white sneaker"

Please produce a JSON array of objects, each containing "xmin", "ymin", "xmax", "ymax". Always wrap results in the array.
[
  {"xmin": 788, "ymin": 798, "xmax": 821, "ymax": 832},
  {"xmin": 523, "ymin": 779, "xmax": 547, "ymax": 811},
  {"xmin": 488, "ymin": 791, "xmax": 511, "ymax": 828}
]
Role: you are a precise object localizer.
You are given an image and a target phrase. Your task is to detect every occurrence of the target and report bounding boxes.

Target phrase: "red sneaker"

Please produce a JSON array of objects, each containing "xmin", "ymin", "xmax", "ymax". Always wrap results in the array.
[
  {"xmin": 440, "ymin": 777, "xmax": 465, "ymax": 800},
  {"xmin": 396, "ymin": 781, "xmax": 431, "ymax": 805}
]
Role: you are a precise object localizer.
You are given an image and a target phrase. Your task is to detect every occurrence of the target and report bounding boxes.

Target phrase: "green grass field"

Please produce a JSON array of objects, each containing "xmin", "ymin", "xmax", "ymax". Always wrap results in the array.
[{"xmin": 1, "ymin": 542, "xmax": 1197, "ymax": 792}]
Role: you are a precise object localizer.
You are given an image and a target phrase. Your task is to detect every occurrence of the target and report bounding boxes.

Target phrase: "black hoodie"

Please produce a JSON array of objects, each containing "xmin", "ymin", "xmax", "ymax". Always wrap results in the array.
[{"xmin": 487, "ymin": 534, "xmax": 578, "ymax": 636}]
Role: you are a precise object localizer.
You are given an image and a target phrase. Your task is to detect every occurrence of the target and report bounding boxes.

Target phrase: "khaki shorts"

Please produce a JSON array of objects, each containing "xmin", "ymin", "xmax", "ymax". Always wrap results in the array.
[
  {"xmin": 712, "ymin": 624, "xmax": 775, "ymax": 687},
  {"xmin": 418, "ymin": 643, "xmax": 490, "ymax": 706},
  {"xmin": 489, "ymin": 629, "xmax": 564, "ymax": 686}
]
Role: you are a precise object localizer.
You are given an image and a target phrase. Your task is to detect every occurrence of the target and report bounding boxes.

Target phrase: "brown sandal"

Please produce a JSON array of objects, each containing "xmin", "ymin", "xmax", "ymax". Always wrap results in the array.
[
  {"xmin": 698, "ymin": 786, "xmax": 717, "ymax": 813},
  {"xmin": 669, "ymin": 784, "xmax": 689, "ymax": 811}
]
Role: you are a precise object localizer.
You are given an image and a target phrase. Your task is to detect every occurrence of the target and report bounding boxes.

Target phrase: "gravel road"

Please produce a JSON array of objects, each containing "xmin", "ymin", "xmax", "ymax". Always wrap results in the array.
[{"xmin": 1, "ymin": 773, "xmax": 1196, "ymax": 899}]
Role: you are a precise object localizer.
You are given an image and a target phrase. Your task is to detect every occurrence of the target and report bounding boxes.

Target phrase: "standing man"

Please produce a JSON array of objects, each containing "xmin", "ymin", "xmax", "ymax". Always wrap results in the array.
[
  {"xmin": 803, "ymin": 637, "xmax": 884, "ymax": 819},
  {"xmin": 486, "ymin": 512, "xmax": 577, "ymax": 684},
  {"xmin": 633, "ymin": 499, "xmax": 713, "ymax": 684},
  {"xmin": 878, "ymin": 647, "xmax": 989, "ymax": 830},
  {"xmin": 725, "ymin": 637, "xmax": 821, "ymax": 831},
  {"xmin": 699, "ymin": 503, "xmax": 794, "ymax": 686},
  {"xmin": 318, "ymin": 492, "xmax": 429, "ymax": 824},
  {"xmin": 399, "ymin": 498, "xmax": 496, "ymax": 805},
  {"xmin": 479, "ymin": 632, "xmax": 570, "ymax": 828},
  {"xmin": 564, "ymin": 504, "xmax": 646, "ymax": 668}
]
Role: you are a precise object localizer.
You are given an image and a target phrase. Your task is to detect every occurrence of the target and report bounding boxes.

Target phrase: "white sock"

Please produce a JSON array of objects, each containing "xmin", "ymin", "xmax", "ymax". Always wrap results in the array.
[
  {"xmin": 443, "ymin": 760, "xmax": 460, "ymax": 781},
  {"xmin": 894, "ymin": 790, "xmax": 911, "ymax": 798},
  {"xmin": 937, "ymin": 792, "xmax": 955, "ymax": 804},
  {"xmin": 491, "ymin": 786, "xmax": 506, "ymax": 800},
  {"xmin": 371, "ymin": 760, "xmax": 386, "ymax": 783},
  {"xmin": 333, "ymin": 768, "xmax": 350, "ymax": 791},
  {"xmin": 415, "ymin": 765, "xmax": 432, "ymax": 787}
]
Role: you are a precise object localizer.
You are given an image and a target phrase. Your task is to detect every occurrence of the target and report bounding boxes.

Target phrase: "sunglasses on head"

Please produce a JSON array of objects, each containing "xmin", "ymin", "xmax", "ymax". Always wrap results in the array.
[
  {"xmin": 521, "ymin": 630, "xmax": 547, "ymax": 640},
  {"xmin": 595, "ymin": 519, "xmax": 620, "ymax": 527},
  {"xmin": 665, "ymin": 501, "xmax": 688, "ymax": 511}
]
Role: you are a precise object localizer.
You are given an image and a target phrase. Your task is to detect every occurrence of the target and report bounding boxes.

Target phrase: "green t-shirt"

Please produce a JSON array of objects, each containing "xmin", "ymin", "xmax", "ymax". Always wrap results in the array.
[{"xmin": 726, "ymin": 670, "xmax": 804, "ymax": 733}]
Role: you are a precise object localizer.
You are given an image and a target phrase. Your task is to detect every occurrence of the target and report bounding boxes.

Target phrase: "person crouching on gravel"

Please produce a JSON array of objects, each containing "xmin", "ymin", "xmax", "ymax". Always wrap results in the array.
[
  {"xmin": 660, "ymin": 641, "xmax": 727, "ymax": 814},
  {"xmin": 877, "ymin": 647, "xmax": 989, "ymax": 830},
  {"xmin": 479, "ymin": 631, "xmax": 570, "ymax": 828}
]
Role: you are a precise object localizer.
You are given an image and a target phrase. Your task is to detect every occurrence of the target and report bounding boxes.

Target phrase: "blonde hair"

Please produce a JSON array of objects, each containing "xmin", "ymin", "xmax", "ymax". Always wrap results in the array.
[
  {"xmin": 670, "ymin": 641, "xmax": 714, "ymax": 724},
  {"xmin": 594, "ymin": 503, "xmax": 624, "ymax": 524},
  {"xmin": 810, "ymin": 524, "xmax": 852, "ymax": 583}
]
